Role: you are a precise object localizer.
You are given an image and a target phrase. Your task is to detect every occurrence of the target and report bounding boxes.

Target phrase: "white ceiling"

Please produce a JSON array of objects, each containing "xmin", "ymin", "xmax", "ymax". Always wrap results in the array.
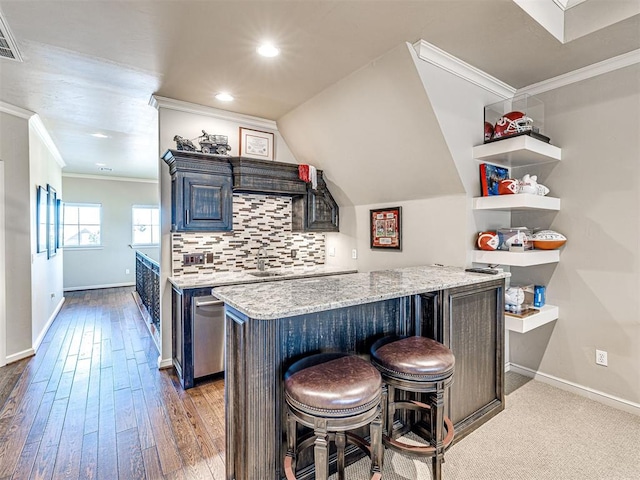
[{"xmin": 0, "ymin": 0, "xmax": 638, "ymax": 180}]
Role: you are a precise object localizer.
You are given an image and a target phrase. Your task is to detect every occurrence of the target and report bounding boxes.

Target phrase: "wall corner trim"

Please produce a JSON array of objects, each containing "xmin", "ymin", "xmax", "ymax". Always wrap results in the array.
[
  {"xmin": 412, "ymin": 39, "xmax": 516, "ymax": 99},
  {"xmin": 29, "ymin": 115, "xmax": 66, "ymax": 168},
  {"xmin": 508, "ymin": 362, "xmax": 640, "ymax": 417},
  {"xmin": 517, "ymin": 48, "xmax": 640, "ymax": 96},
  {"xmin": 149, "ymin": 95, "xmax": 278, "ymax": 131},
  {"xmin": 0, "ymin": 100, "xmax": 34, "ymax": 119},
  {"xmin": 62, "ymin": 172, "xmax": 158, "ymax": 184}
]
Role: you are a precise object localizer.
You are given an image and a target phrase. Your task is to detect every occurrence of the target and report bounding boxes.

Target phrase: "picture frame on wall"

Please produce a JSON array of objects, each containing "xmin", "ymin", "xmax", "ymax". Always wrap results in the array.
[
  {"xmin": 370, "ymin": 206, "xmax": 402, "ymax": 250},
  {"xmin": 47, "ymin": 184, "xmax": 57, "ymax": 258},
  {"xmin": 56, "ymin": 198, "xmax": 63, "ymax": 249},
  {"xmin": 239, "ymin": 127, "xmax": 274, "ymax": 161},
  {"xmin": 37, "ymin": 185, "xmax": 48, "ymax": 254}
]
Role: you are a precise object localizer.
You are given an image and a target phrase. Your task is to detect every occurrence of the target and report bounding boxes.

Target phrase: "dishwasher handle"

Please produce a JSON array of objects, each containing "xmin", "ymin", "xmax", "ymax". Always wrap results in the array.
[{"xmin": 195, "ymin": 298, "xmax": 225, "ymax": 307}]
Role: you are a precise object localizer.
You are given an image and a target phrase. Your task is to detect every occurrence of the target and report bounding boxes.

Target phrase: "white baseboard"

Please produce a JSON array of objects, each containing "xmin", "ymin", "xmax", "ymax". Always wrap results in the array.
[
  {"xmin": 158, "ymin": 357, "xmax": 173, "ymax": 369},
  {"xmin": 507, "ymin": 362, "xmax": 640, "ymax": 416},
  {"xmin": 33, "ymin": 296, "xmax": 65, "ymax": 353},
  {"xmin": 6, "ymin": 347, "xmax": 35, "ymax": 364},
  {"xmin": 64, "ymin": 282, "xmax": 135, "ymax": 292}
]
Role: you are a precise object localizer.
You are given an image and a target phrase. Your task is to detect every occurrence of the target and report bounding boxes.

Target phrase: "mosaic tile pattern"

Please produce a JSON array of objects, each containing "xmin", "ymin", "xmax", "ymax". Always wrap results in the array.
[{"xmin": 171, "ymin": 193, "xmax": 325, "ymax": 276}]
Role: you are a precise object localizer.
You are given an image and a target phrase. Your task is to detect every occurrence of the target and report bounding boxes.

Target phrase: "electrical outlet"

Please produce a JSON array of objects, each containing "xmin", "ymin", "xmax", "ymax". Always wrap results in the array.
[
  {"xmin": 125, "ymin": 269, "xmax": 130, "ymax": 274},
  {"xmin": 596, "ymin": 349, "xmax": 608, "ymax": 366},
  {"xmin": 351, "ymin": 249, "xmax": 358, "ymax": 259},
  {"xmin": 291, "ymin": 249, "xmax": 297, "ymax": 259},
  {"xmin": 183, "ymin": 253, "xmax": 205, "ymax": 266},
  {"xmin": 328, "ymin": 247, "xmax": 336, "ymax": 257}
]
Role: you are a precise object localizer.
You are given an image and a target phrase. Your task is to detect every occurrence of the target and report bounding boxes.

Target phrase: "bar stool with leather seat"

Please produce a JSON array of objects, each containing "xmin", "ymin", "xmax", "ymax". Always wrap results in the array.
[
  {"xmin": 284, "ymin": 352, "xmax": 384, "ymax": 480},
  {"xmin": 370, "ymin": 336, "xmax": 455, "ymax": 480}
]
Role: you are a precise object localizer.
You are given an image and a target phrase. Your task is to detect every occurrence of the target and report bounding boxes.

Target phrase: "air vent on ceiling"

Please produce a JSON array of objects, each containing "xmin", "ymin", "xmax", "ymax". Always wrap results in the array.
[{"xmin": 0, "ymin": 10, "xmax": 23, "ymax": 62}]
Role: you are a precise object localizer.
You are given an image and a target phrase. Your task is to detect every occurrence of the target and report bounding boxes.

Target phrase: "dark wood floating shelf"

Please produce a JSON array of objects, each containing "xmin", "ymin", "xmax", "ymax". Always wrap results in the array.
[{"xmin": 162, "ymin": 149, "xmax": 339, "ymax": 233}]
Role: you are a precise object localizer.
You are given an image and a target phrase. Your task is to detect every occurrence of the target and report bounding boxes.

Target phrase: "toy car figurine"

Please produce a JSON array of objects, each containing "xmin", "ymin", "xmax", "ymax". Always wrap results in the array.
[{"xmin": 198, "ymin": 130, "xmax": 231, "ymax": 155}]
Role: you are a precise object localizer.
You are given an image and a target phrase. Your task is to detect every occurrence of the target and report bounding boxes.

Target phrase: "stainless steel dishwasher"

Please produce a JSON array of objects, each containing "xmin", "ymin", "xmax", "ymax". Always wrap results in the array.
[{"xmin": 192, "ymin": 295, "xmax": 225, "ymax": 378}]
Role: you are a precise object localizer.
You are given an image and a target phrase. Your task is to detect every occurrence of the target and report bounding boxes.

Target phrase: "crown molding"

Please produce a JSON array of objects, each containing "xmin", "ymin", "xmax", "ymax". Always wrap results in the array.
[
  {"xmin": 0, "ymin": 101, "xmax": 33, "ymax": 119},
  {"xmin": 412, "ymin": 40, "xmax": 516, "ymax": 99},
  {"xmin": 63, "ymin": 172, "xmax": 158, "ymax": 183},
  {"xmin": 29, "ymin": 115, "xmax": 65, "ymax": 168},
  {"xmin": 518, "ymin": 48, "xmax": 640, "ymax": 96},
  {"xmin": 149, "ymin": 95, "xmax": 278, "ymax": 130}
]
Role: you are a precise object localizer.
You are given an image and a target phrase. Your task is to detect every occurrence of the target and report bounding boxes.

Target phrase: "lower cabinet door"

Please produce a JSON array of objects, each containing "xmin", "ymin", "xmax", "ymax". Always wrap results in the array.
[{"xmin": 422, "ymin": 280, "xmax": 505, "ymax": 442}]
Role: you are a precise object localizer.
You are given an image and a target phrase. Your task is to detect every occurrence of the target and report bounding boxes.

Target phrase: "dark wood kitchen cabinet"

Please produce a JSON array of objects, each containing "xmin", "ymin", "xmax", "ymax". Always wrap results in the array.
[
  {"xmin": 420, "ymin": 279, "xmax": 505, "ymax": 442},
  {"xmin": 163, "ymin": 149, "xmax": 233, "ymax": 232},
  {"xmin": 292, "ymin": 171, "xmax": 339, "ymax": 232},
  {"xmin": 222, "ymin": 273, "xmax": 505, "ymax": 479}
]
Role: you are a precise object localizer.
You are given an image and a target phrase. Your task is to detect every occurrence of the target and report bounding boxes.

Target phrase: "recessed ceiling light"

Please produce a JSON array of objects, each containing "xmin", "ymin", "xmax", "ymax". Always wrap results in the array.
[
  {"xmin": 91, "ymin": 133, "xmax": 109, "ymax": 138},
  {"xmin": 215, "ymin": 92, "xmax": 234, "ymax": 102},
  {"xmin": 257, "ymin": 43, "xmax": 280, "ymax": 57}
]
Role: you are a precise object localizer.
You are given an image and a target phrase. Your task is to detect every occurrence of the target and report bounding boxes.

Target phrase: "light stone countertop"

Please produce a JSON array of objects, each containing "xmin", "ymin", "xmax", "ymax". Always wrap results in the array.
[
  {"xmin": 168, "ymin": 265, "xmax": 357, "ymax": 290},
  {"xmin": 213, "ymin": 265, "xmax": 510, "ymax": 320}
]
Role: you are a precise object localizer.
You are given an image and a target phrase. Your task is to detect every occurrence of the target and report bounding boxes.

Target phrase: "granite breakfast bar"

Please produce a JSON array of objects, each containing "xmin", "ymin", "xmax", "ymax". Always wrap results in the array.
[{"xmin": 213, "ymin": 265, "xmax": 509, "ymax": 480}]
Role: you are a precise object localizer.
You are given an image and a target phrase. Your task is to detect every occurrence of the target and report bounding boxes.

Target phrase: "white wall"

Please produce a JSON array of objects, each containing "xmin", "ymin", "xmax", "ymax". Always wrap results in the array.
[
  {"xmin": 29, "ymin": 117, "xmax": 64, "ymax": 351},
  {"xmin": 510, "ymin": 65, "xmax": 640, "ymax": 406},
  {"xmin": 0, "ymin": 109, "xmax": 33, "ymax": 361},
  {"xmin": 62, "ymin": 175, "xmax": 159, "ymax": 290},
  {"xmin": 0, "ymin": 160, "xmax": 5, "ymax": 366},
  {"xmin": 154, "ymin": 99, "xmax": 297, "ymax": 367},
  {"xmin": 279, "ymin": 43, "xmax": 470, "ymax": 271},
  {"xmin": 0, "ymin": 108, "xmax": 65, "ymax": 363}
]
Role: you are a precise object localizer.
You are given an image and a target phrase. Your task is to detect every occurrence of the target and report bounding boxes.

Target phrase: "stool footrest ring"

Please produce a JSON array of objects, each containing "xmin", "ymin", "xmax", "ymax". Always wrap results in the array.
[
  {"xmin": 383, "ymin": 413, "xmax": 454, "ymax": 457},
  {"xmin": 284, "ymin": 432, "xmax": 382, "ymax": 480}
]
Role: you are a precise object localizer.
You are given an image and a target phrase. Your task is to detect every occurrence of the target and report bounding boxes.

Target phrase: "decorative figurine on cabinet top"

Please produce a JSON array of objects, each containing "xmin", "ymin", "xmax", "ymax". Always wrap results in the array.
[
  {"xmin": 198, "ymin": 130, "xmax": 232, "ymax": 155},
  {"xmin": 173, "ymin": 135, "xmax": 197, "ymax": 152},
  {"xmin": 173, "ymin": 130, "xmax": 232, "ymax": 155}
]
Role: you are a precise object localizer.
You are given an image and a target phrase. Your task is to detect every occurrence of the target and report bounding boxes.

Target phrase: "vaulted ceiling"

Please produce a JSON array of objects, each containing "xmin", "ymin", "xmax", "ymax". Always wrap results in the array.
[{"xmin": 0, "ymin": 0, "xmax": 638, "ymax": 180}]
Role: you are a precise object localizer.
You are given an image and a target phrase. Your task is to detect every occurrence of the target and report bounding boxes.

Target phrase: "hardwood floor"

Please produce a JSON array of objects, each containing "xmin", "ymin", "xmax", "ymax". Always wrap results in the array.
[{"xmin": 0, "ymin": 287, "xmax": 226, "ymax": 480}]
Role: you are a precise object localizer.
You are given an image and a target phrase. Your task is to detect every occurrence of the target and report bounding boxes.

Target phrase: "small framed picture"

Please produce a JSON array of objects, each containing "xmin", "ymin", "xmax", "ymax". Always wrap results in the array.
[
  {"xmin": 479, "ymin": 163, "xmax": 510, "ymax": 196},
  {"xmin": 47, "ymin": 184, "xmax": 57, "ymax": 258},
  {"xmin": 370, "ymin": 206, "xmax": 402, "ymax": 250},
  {"xmin": 239, "ymin": 127, "xmax": 274, "ymax": 160},
  {"xmin": 36, "ymin": 185, "xmax": 48, "ymax": 254}
]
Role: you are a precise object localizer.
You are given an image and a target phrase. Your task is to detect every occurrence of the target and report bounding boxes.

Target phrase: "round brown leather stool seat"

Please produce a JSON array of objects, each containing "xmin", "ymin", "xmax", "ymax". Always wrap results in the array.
[
  {"xmin": 284, "ymin": 353, "xmax": 384, "ymax": 480},
  {"xmin": 370, "ymin": 336, "xmax": 455, "ymax": 480}
]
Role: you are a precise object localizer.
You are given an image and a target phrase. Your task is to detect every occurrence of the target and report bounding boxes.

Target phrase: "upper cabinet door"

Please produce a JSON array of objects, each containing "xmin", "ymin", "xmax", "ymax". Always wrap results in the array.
[
  {"xmin": 177, "ymin": 172, "xmax": 233, "ymax": 231},
  {"xmin": 306, "ymin": 185, "xmax": 339, "ymax": 232}
]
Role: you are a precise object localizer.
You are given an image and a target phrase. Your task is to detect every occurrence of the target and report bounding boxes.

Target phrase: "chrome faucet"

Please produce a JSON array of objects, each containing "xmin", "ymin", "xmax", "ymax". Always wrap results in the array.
[{"xmin": 257, "ymin": 246, "xmax": 268, "ymax": 271}]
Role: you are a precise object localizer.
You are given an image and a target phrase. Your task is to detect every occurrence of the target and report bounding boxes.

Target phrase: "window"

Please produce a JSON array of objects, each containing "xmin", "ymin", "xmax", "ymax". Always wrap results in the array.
[
  {"xmin": 132, "ymin": 206, "xmax": 160, "ymax": 246},
  {"xmin": 63, "ymin": 203, "xmax": 101, "ymax": 247}
]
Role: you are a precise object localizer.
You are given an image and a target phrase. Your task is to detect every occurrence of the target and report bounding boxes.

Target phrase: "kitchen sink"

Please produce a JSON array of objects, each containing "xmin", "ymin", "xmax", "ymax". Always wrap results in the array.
[{"xmin": 249, "ymin": 271, "xmax": 285, "ymax": 278}]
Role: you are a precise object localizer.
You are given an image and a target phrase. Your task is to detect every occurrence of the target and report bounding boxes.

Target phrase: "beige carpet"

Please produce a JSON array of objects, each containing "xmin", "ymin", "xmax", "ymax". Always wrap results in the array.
[{"xmin": 330, "ymin": 373, "xmax": 640, "ymax": 479}]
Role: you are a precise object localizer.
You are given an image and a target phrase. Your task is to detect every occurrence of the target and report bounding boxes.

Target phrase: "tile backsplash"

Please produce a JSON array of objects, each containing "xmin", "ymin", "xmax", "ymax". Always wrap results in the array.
[{"xmin": 171, "ymin": 193, "xmax": 325, "ymax": 276}]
